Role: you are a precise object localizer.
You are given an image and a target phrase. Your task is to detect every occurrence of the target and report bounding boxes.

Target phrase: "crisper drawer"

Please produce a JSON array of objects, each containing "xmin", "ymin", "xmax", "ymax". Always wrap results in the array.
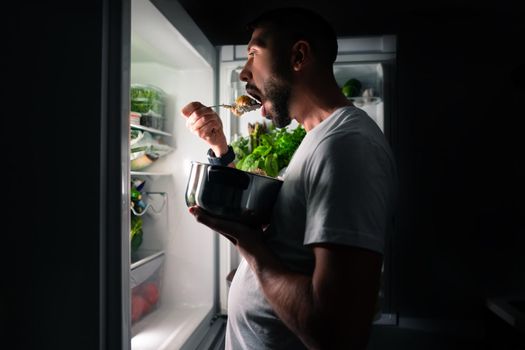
[{"xmin": 130, "ymin": 251, "xmax": 165, "ymax": 324}]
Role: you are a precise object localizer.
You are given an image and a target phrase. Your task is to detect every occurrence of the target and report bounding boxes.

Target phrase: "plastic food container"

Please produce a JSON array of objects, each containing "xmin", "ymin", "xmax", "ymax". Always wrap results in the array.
[
  {"xmin": 140, "ymin": 114, "xmax": 164, "ymax": 130},
  {"xmin": 130, "ymin": 84, "xmax": 166, "ymax": 130},
  {"xmin": 130, "ymin": 251, "xmax": 164, "ymax": 324},
  {"xmin": 130, "ymin": 112, "xmax": 141, "ymax": 126},
  {"xmin": 130, "ymin": 151, "xmax": 159, "ymax": 171}
]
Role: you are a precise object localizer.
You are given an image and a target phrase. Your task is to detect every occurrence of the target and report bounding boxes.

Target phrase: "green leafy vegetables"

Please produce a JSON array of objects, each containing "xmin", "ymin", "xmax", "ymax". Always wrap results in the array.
[
  {"xmin": 130, "ymin": 214, "xmax": 143, "ymax": 252},
  {"xmin": 130, "ymin": 84, "xmax": 166, "ymax": 116},
  {"xmin": 130, "ymin": 178, "xmax": 145, "ymax": 252},
  {"xmin": 231, "ymin": 122, "xmax": 306, "ymax": 177}
]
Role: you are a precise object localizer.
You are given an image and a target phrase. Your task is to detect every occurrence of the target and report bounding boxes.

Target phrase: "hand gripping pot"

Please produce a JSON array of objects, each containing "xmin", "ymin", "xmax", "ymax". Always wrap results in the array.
[{"xmin": 185, "ymin": 161, "xmax": 283, "ymax": 226}]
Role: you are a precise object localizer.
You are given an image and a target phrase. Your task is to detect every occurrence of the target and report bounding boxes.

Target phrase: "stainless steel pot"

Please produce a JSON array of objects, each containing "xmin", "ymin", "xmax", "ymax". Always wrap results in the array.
[{"xmin": 185, "ymin": 161, "xmax": 283, "ymax": 226}]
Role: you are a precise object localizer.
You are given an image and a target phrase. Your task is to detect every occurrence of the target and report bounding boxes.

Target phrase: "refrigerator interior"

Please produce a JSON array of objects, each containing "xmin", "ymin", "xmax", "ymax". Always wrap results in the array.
[
  {"xmin": 333, "ymin": 62, "xmax": 385, "ymax": 132},
  {"xmin": 217, "ymin": 36, "xmax": 396, "ymax": 320},
  {"xmin": 128, "ymin": 0, "xmax": 218, "ymax": 349}
]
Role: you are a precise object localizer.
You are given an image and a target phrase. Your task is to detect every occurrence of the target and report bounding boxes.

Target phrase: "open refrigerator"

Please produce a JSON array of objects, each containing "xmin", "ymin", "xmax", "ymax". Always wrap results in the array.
[{"xmin": 124, "ymin": 1, "xmax": 397, "ymax": 349}]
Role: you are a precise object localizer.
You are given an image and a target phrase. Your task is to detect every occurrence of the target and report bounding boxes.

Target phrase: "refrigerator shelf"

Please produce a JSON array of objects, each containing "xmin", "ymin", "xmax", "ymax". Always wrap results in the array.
[
  {"xmin": 131, "ymin": 123, "xmax": 172, "ymax": 137},
  {"xmin": 130, "ymin": 171, "xmax": 172, "ymax": 177},
  {"xmin": 131, "ymin": 249, "xmax": 165, "ymax": 270},
  {"xmin": 348, "ymin": 96, "xmax": 382, "ymax": 107},
  {"xmin": 131, "ymin": 305, "xmax": 212, "ymax": 349}
]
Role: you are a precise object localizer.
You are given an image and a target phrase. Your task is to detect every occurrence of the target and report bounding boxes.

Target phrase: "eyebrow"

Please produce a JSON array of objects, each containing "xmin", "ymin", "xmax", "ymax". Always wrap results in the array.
[{"xmin": 247, "ymin": 35, "xmax": 268, "ymax": 51}]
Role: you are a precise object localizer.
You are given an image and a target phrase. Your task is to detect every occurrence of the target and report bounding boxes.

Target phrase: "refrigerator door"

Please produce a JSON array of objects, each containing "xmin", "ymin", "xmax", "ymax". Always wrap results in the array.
[{"xmin": 127, "ymin": 1, "xmax": 220, "ymax": 349}]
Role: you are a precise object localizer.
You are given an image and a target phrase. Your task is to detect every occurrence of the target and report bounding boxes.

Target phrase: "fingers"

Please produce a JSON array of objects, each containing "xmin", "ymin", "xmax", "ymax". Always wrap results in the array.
[
  {"xmin": 181, "ymin": 101, "xmax": 204, "ymax": 117},
  {"xmin": 189, "ymin": 206, "xmax": 242, "ymax": 244},
  {"xmin": 182, "ymin": 103, "xmax": 223, "ymax": 141},
  {"xmin": 190, "ymin": 206, "xmax": 228, "ymax": 232},
  {"xmin": 181, "ymin": 102, "xmax": 218, "ymax": 126},
  {"xmin": 187, "ymin": 112, "xmax": 220, "ymax": 134},
  {"xmin": 190, "ymin": 206, "xmax": 237, "ymax": 241}
]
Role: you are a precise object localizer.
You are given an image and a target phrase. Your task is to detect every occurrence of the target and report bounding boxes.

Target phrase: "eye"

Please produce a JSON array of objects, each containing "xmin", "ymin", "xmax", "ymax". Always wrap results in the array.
[{"xmin": 248, "ymin": 50, "xmax": 256, "ymax": 57}]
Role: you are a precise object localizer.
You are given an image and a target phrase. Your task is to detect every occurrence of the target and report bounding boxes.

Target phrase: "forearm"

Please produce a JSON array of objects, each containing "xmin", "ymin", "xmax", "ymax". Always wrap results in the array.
[{"xmin": 239, "ymin": 246, "xmax": 329, "ymax": 349}]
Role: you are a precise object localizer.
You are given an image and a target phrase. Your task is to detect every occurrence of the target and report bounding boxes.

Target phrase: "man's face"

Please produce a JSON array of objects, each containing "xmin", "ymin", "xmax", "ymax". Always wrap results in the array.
[{"xmin": 240, "ymin": 27, "xmax": 293, "ymax": 128}]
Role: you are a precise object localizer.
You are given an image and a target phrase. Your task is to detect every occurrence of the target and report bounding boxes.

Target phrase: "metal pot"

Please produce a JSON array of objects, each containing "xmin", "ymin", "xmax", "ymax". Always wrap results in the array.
[{"xmin": 185, "ymin": 161, "xmax": 283, "ymax": 226}]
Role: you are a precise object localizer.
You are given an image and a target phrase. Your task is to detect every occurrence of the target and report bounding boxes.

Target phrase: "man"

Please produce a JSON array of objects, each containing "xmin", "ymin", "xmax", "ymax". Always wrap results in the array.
[{"xmin": 181, "ymin": 7, "xmax": 397, "ymax": 350}]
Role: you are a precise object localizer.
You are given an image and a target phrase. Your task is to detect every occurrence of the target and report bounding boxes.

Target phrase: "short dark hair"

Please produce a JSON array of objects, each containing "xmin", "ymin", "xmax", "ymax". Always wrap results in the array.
[{"xmin": 246, "ymin": 7, "xmax": 338, "ymax": 65}]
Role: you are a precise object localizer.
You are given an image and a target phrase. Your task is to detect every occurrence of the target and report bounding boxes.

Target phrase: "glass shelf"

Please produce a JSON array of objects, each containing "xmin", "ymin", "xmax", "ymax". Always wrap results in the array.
[
  {"xmin": 131, "ymin": 249, "xmax": 165, "ymax": 270},
  {"xmin": 131, "ymin": 123, "xmax": 172, "ymax": 137},
  {"xmin": 131, "ymin": 171, "xmax": 172, "ymax": 177},
  {"xmin": 348, "ymin": 96, "xmax": 382, "ymax": 107}
]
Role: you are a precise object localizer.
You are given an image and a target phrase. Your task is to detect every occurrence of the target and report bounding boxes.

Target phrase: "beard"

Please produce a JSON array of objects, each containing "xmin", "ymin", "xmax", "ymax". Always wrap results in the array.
[
  {"xmin": 267, "ymin": 53, "xmax": 293, "ymax": 128},
  {"xmin": 264, "ymin": 77, "xmax": 292, "ymax": 128}
]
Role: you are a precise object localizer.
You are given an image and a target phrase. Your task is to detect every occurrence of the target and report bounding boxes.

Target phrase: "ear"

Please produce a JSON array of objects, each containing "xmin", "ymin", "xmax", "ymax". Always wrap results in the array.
[{"xmin": 291, "ymin": 40, "xmax": 310, "ymax": 71}]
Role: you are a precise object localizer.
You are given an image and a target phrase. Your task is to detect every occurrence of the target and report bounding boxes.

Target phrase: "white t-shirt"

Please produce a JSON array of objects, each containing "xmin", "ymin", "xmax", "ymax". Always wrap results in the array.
[{"xmin": 226, "ymin": 106, "xmax": 397, "ymax": 349}]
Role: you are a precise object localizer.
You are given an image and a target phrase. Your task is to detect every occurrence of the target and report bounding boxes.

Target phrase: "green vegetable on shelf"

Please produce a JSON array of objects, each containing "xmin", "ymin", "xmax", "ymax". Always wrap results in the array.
[
  {"xmin": 342, "ymin": 78, "xmax": 362, "ymax": 98},
  {"xmin": 130, "ymin": 178, "xmax": 145, "ymax": 252},
  {"xmin": 130, "ymin": 84, "xmax": 166, "ymax": 117},
  {"xmin": 131, "ymin": 84, "xmax": 164, "ymax": 101},
  {"xmin": 131, "ymin": 188, "xmax": 142, "ymax": 201},
  {"xmin": 130, "ymin": 214, "xmax": 143, "ymax": 252}
]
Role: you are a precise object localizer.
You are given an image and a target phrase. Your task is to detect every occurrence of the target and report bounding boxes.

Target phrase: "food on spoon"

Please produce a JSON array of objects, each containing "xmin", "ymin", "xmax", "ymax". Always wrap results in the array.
[{"xmin": 226, "ymin": 95, "xmax": 261, "ymax": 116}]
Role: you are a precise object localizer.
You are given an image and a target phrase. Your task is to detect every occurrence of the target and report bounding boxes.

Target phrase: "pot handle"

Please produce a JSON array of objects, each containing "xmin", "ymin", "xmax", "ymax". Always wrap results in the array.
[{"xmin": 207, "ymin": 166, "xmax": 250, "ymax": 190}]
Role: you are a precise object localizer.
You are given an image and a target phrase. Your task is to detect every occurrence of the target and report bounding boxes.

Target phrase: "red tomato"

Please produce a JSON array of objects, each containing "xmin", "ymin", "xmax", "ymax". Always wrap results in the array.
[
  {"xmin": 131, "ymin": 295, "xmax": 149, "ymax": 323},
  {"xmin": 131, "ymin": 286, "xmax": 141, "ymax": 297},
  {"xmin": 142, "ymin": 282, "xmax": 159, "ymax": 305}
]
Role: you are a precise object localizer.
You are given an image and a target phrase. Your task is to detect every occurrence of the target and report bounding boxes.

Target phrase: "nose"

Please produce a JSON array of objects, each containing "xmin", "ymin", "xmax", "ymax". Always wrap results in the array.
[{"xmin": 239, "ymin": 62, "xmax": 251, "ymax": 82}]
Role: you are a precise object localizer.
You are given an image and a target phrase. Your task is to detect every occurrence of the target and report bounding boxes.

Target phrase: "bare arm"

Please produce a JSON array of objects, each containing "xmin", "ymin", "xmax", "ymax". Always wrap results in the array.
[
  {"xmin": 245, "ymin": 242, "xmax": 382, "ymax": 349},
  {"xmin": 189, "ymin": 207, "xmax": 383, "ymax": 349}
]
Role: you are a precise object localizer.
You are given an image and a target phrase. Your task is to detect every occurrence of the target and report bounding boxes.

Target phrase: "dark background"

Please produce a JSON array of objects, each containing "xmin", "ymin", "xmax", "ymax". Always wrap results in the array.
[{"xmin": 3, "ymin": 0, "xmax": 524, "ymax": 349}]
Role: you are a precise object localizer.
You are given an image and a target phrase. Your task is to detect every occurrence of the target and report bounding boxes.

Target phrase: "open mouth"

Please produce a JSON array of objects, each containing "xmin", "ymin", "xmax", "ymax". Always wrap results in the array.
[
  {"xmin": 245, "ymin": 86, "xmax": 272, "ymax": 118},
  {"xmin": 245, "ymin": 87, "xmax": 263, "ymax": 104}
]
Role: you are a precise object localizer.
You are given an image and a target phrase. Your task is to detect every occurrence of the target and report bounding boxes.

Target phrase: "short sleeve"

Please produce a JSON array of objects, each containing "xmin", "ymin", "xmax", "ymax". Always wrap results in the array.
[{"xmin": 303, "ymin": 133, "xmax": 394, "ymax": 254}]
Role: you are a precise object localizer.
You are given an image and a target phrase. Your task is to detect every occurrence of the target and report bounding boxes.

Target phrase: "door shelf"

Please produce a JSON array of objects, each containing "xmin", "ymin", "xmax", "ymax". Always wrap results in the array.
[
  {"xmin": 131, "ymin": 123, "xmax": 172, "ymax": 137},
  {"xmin": 130, "ymin": 191, "xmax": 167, "ymax": 217},
  {"xmin": 131, "ymin": 171, "xmax": 173, "ymax": 177},
  {"xmin": 130, "ymin": 250, "xmax": 164, "ymax": 325}
]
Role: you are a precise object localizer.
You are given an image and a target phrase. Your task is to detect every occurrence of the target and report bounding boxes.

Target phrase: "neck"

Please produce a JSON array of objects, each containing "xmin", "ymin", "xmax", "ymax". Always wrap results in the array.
[{"xmin": 291, "ymin": 73, "xmax": 352, "ymax": 132}]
